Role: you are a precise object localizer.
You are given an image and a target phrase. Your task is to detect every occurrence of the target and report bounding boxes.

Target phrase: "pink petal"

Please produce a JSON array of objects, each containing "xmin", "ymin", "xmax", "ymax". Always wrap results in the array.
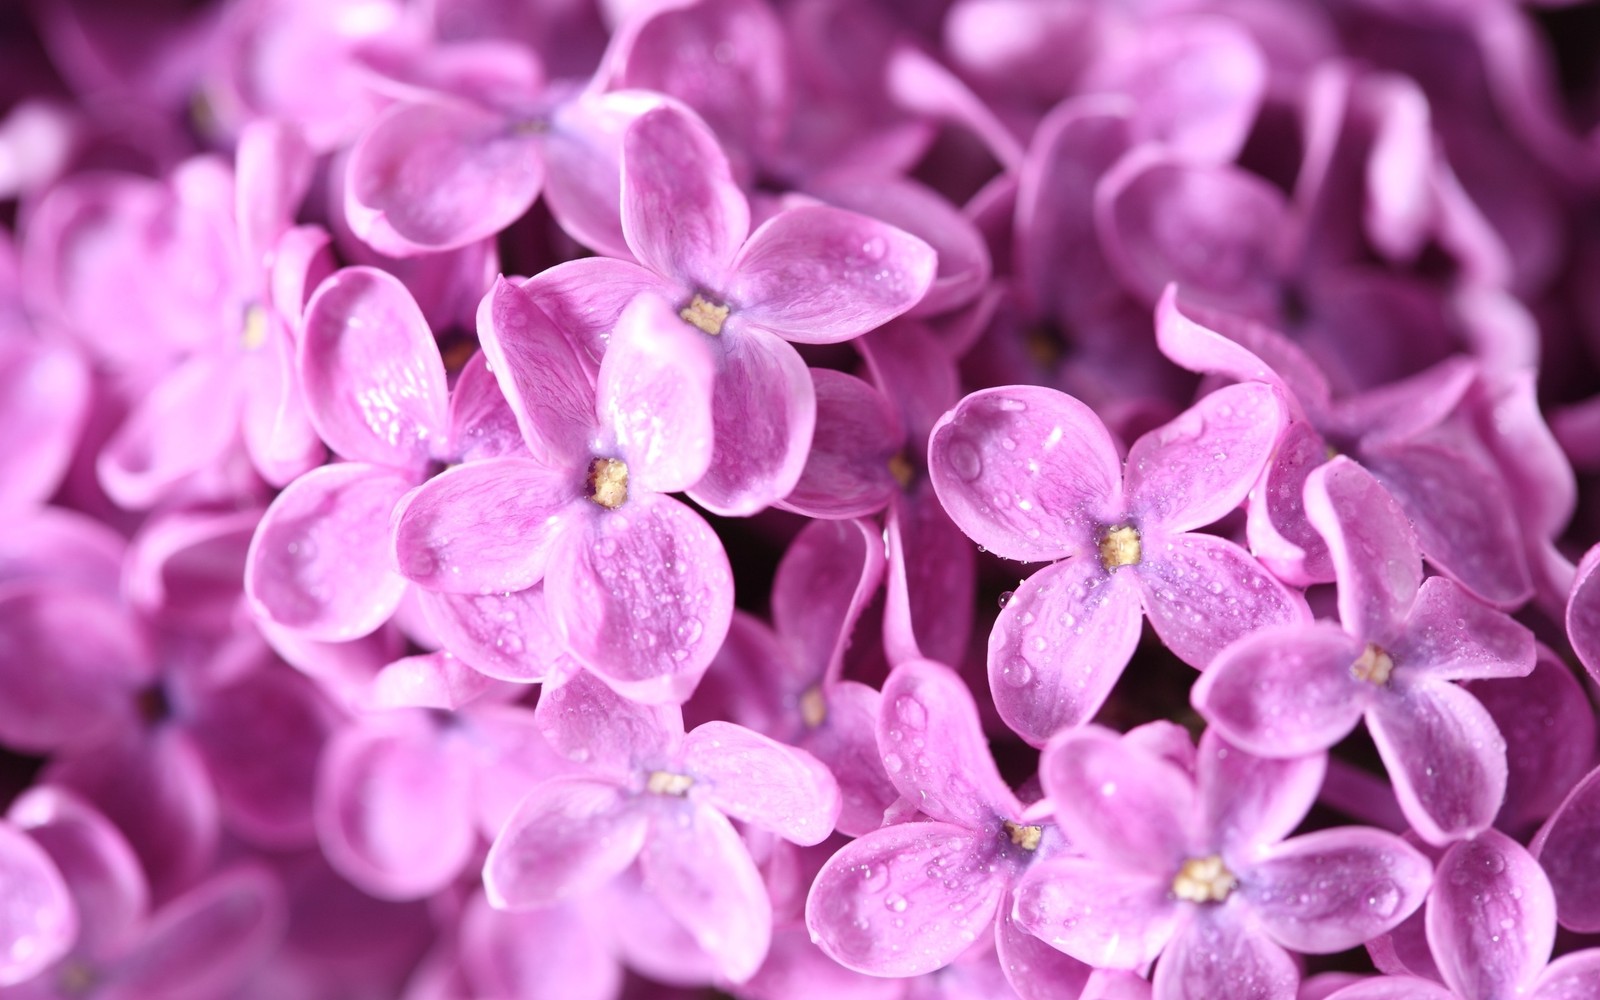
[
  {"xmin": 1012, "ymin": 857, "xmax": 1177, "ymax": 969},
  {"xmin": 391, "ymin": 457, "xmax": 577, "ymax": 594},
  {"xmin": 806, "ymin": 821, "xmax": 1007, "ymax": 977},
  {"xmin": 1134, "ymin": 531, "xmax": 1310, "ymax": 669},
  {"xmin": 97, "ymin": 355, "xmax": 243, "ymax": 510},
  {"xmin": 475, "ymin": 275, "xmax": 601, "ymax": 467},
  {"xmin": 483, "ymin": 777, "xmax": 647, "ymax": 910},
  {"xmin": 1153, "ymin": 907, "xmax": 1299, "ymax": 1000},
  {"xmin": 801, "ymin": 681, "xmax": 897, "ymax": 838},
  {"xmin": 877, "ymin": 659, "xmax": 1022, "ymax": 829},
  {"xmin": 1393, "ymin": 577, "xmax": 1535, "ymax": 683},
  {"xmin": 0, "ymin": 339, "xmax": 89, "ymax": 512},
  {"xmin": 681, "ymin": 721, "xmax": 840, "ymax": 845},
  {"xmin": 1242, "ymin": 828, "xmax": 1431, "ymax": 953},
  {"xmin": 503, "ymin": 258, "xmax": 664, "ymax": 370},
  {"xmin": 1530, "ymin": 767, "xmax": 1600, "ymax": 933},
  {"xmin": 688, "ymin": 324, "xmax": 815, "ymax": 517},
  {"xmin": 1535, "ymin": 949, "xmax": 1600, "ymax": 1000},
  {"xmin": 365, "ymin": 649, "xmax": 509, "ymax": 711},
  {"xmin": 927, "ymin": 385, "xmax": 1121, "ymax": 563},
  {"xmin": 346, "ymin": 101, "xmax": 543, "ymax": 255},
  {"xmin": 885, "ymin": 490, "xmax": 976, "ymax": 667},
  {"xmin": 533, "ymin": 670, "xmax": 683, "ymax": 778},
  {"xmin": 299, "ymin": 267, "xmax": 449, "ymax": 470},
  {"xmin": 445, "ymin": 350, "xmax": 528, "ymax": 464},
  {"xmin": 458, "ymin": 894, "xmax": 622, "ymax": 1000},
  {"xmin": 1568, "ymin": 543, "xmax": 1600, "ymax": 685},
  {"xmin": 109, "ymin": 865, "xmax": 284, "ymax": 999},
  {"xmin": 621, "ymin": 103, "xmax": 747, "ymax": 287},
  {"xmin": 1426, "ymin": 830, "xmax": 1555, "ymax": 1000},
  {"xmin": 779, "ymin": 370, "xmax": 901, "ymax": 520},
  {"xmin": 1038, "ymin": 727, "xmax": 1192, "ymax": 875},
  {"xmin": 992, "ymin": 891, "xmax": 1096, "ymax": 1000},
  {"xmin": 0, "ymin": 821, "xmax": 76, "ymax": 987},
  {"xmin": 730, "ymin": 205, "xmax": 937, "ymax": 343},
  {"xmin": 1153, "ymin": 287, "xmax": 1331, "ymax": 411},
  {"xmin": 540, "ymin": 90, "xmax": 651, "ymax": 260},
  {"xmin": 240, "ymin": 312, "xmax": 326, "ymax": 488},
  {"xmin": 988, "ymin": 556, "xmax": 1145, "ymax": 745},
  {"xmin": 315, "ymin": 713, "xmax": 476, "ymax": 900},
  {"xmin": 598, "ymin": 294, "xmax": 716, "ymax": 493},
  {"xmin": 1124, "ymin": 383, "xmax": 1287, "ymax": 533},
  {"xmin": 1246, "ymin": 421, "xmax": 1335, "ymax": 585},
  {"xmin": 1191, "ymin": 623, "xmax": 1367, "ymax": 758},
  {"xmin": 772, "ymin": 517, "xmax": 884, "ymax": 686},
  {"xmin": 235, "ymin": 119, "xmax": 313, "ymax": 270},
  {"xmin": 1303, "ymin": 457, "xmax": 1421, "ymax": 643},
  {"xmin": 416, "ymin": 586, "xmax": 567, "ymax": 684},
  {"xmin": 1321, "ymin": 978, "xmax": 1454, "ymax": 1000},
  {"xmin": 1367, "ymin": 680, "xmax": 1508, "ymax": 846},
  {"xmin": 1197, "ymin": 729, "xmax": 1325, "ymax": 857},
  {"xmin": 245, "ymin": 462, "xmax": 412, "ymax": 641}
]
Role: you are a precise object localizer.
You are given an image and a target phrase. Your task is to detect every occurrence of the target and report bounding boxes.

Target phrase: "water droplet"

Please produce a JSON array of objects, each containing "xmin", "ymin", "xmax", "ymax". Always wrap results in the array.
[
  {"xmin": 997, "ymin": 398, "xmax": 1027, "ymax": 412},
  {"xmin": 998, "ymin": 590, "xmax": 1014, "ymax": 608},
  {"xmin": 946, "ymin": 439, "xmax": 982, "ymax": 482},
  {"xmin": 1364, "ymin": 882, "xmax": 1401, "ymax": 919},
  {"xmin": 1000, "ymin": 659, "xmax": 1034, "ymax": 687},
  {"xmin": 861, "ymin": 237, "xmax": 887, "ymax": 261},
  {"xmin": 895, "ymin": 696, "xmax": 927, "ymax": 727},
  {"xmin": 883, "ymin": 753, "xmax": 904, "ymax": 774}
]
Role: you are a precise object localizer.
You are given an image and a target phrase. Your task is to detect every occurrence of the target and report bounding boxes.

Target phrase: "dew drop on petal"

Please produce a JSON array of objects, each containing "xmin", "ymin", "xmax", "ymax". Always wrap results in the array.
[{"xmin": 947, "ymin": 439, "xmax": 982, "ymax": 482}]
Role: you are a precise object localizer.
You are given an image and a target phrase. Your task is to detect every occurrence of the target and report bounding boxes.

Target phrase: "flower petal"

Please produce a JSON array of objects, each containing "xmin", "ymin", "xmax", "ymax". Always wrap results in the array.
[
  {"xmin": 989, "ymin": 556, "xmax": 1145, "ymax": 745},
  {"xmin": 1012, "ymin": 857, "xmax": 1177, "ymax": 969},
  {"xmin": 681, "ymin": 721, "xmax": 840, "ymax": 845},
  {"xmin": 993, "ymin": 890, "xmax": 1096, "ymax": 1000},
  {"xmin": 1153, "ymin": 906, "xmax": 1299, "ymax": 1000},
  {"xmin": 245, "ymin": 462, "xmax": 412, "ymax": 641},
  {"xmin": 772, "ymin": 517, "xmax": 884, "ymax": 686},
  {"xmin": 1367, "ymin": 680, "xmax": 1508, "ymax": 846},
  {"xmin": 1568, "ymin": 543, "xmax": 1600, "ymax": 686},
  {"xmin": 1124, "ymin": 382, "xmax": 1287, "ymax": 533},
  {"xmin": 459, "ymin": 894, "xmax": 622, "ymax": 1000},
  {"xmin": 730, "ymin": 205, "xmax": 936, "ymax": 344},
  {"xmin": 779, "ymin": 370, "xmax": 901, "ymax": 520},
  {"xmin": 0, "ymin": 820, "xmax": 76, "ymax": 987},
  {"xmin": 1427, "ymin": 830, "xmax": 1555, "ymax": 1000},
  {"xmin": 1535, "ymin": 949, "xmax": 1600, "ymax": 1000},
  {"xmin": 806, "ymin": 821, "xmax": 1007, "ymax": 977},
  {"xmin": 801, "ymin": 681, "xmax": 897, "ymax": 838},
  {"xmin": 886, "ymin": 489, "xmax": 976, "ymax": 667},
  {"xmin": 97, "ymin": 356, "xmax": 242, "ymax": 510},
  {"xmin": 445, "ymin": 349, "xmax": 527, "ymax": 464},
  {"xmin": 1530, "ymin": 766, "xmax": 1600, "ymax": 933},
  {"xmin": 1392, "ymin": 577, "xmax": 1534, "ymax": 683},
  {"xmin": 1153, "ymin": 287, "xmax": 1331, "ymax": 412},
  {"xmin": 621, "ymin": 103, "xmax": 747, "ymax": 287},
  {"xmin": 416, "ymin": 585, "xmax": 567, "ymax": 684},
  {"xmin": 1246, "ymin": 421, "xmax": 1335, "ymax": 586},
  {"xmin": 928, "ymin": 385, "xmax": 1121, "ymax": 563},
  {"xmin": 1198, "ymin": 729, "xmax": 1325, "ymax": 857},
  {"xmin": 0, "ymin": 339, "xmax": 86, "ymax": 511},
  {"xmin": 483, "ymin": 777, "xmax": 647, "ymax": 910},
  {"xmin": 1242, "ymin": 827, "xmax": 1431, "ymax": 953},
  {"xmin": 391, "ymin": 457, "xmax": 578, "ymax": 595},
  {"xmin": 533, "ymin": 670, "xmax": 683, "ymax": 778},
  {"xmin": 599, "ymin": 294, "xmax": 716, "ymax": 493},
  {"xmin": 1038, "ymin": 726, "xmax": 1192, "ymax": 874},
  {"xmin": 1303, "ymin": 457, "xmax": 1420, "ymax": 644},
  {"xmin": 108, "ymin": 865, "xmax": 283, "ymax": 998}
]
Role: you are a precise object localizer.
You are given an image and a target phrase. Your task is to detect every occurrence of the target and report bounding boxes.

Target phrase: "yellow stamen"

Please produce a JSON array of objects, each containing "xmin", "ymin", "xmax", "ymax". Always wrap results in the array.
[
  {"xmin": 1172, "ymin": 855, "xmax": 1236, "ymax": 903},
  {"xmin": 1098, "ymin": 525, "xmax": 1142, "ymax": 570},
  {"xmin": 679, "ymin": 294, "xmax": 730, "ymax": 335},
  {"xmin": 587, "ymin": 458, "xmax": 629, "ymax": 509},
  {"xmin": 1003, "ymin": 820, "xmax": 1043, "ymax": 851},
  {"xmin": 1351, "ymin": 643, "xmax": 1395, "ymax": 685},
  {"xmin": 800, "ymin": 686, "xmax": 827, "ymax": 728},
  {"xmin": 646, "ymin": 771, "xmax": 693, "ymax": 796},
  {"xmin": 240, "ymin": 303, "xmax": 269, "ymax": 351},
  {"xmin": 888, "ymin": 452, "xmax": 915, "ymax": 489}
]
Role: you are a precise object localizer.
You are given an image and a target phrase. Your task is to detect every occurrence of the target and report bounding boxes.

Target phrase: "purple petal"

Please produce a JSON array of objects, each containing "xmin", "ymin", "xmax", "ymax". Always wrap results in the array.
[
  {"xmin": 97, "ymin": 356, "xmax": 242, "ymax": 510},
  {"xmin": 391, "ymin": 457, "xmax": 577, "ymax": 594},
  {"xmin": 0, "ymin": 339, "xmax": 88, "ymax": 512},
  {"xmin": 315, "ymin": 713, "xmax": 475, "ymax": 899},
  {"xmin": 539, "ymin": 90, "xmax": 647, "ymax": 259},
  {"xmin": 235, "ymin": 119, "xmax": 313, "ymax": 270},
  {"xmin": 546, "ymin": 494, "xmax": 732, "ymax": 704},
  {"xmin": 779, "ymin": 370, "xmax": 900, "ymax": 520},
  {"xmin": 806, "ymin": 822, "xmax": 1007, "ymax": 977},
  {"xmin": 365, "ymin": 649, "xmax": 509, "ymax": 711},
  {"xmin": 1530, "ymin": 767, "xmax": 1600, "ymax": 932},
  {"xmin": 1368, "ymin": 681, "xmax": 1508, "ymax": 846},
  {"xmin": 1135, "ymin": 531, "xmax": 1310, "ymax": 669},
  {"xmin": 1242, "ymin": 827, "xmax": 1431, "ymax": 953},
  {"xmin": 1392, "ymin": 577, "xmax": 1534, "ymax": 683},
  {"xmin": 1124, "ymin": 382, "xmax": 1287, "ymax": 533},
  {"xmin": 598, "ymin": 294, "xmax": 716, "ymax": 493},
  {"xmin": 1191, "ymin": 623, "xmax": 1367, "ymax": 758},
  {"xmin": 533, "ymin": 670, "xmax": 683, "ymax": 778},
  {"xmin": 1427, "ymin": 830, "xmax": 1555, "ymax": 1000},
  {"xmin": 1012, "ymin": 857, "xmax": 1177, "ymax": 969},
  {"xmin": 502, "ymin": 258, "xmax": 663, "ymax": 370},
  {"xmin": 1153, "ymin": 907, "xmax": 1299, "ymax": 1000},
  {"xmin": 0, "ymin": 821, "xmax": 76, "ymax": 986},
  {"xmin": 877, "ymin": 659, "xmax": 1021, "ymax": 829},
  {"xmin": 109, "ymin": 865, "xmax": 283, "ymax": 999},
  {"xmin": 730, "ymin": 205, "xmax": 936, "ymax": 343},
  {"xmin": 1535, "ymin": 949, "xmax": 1600, "ymax": 1000},
  {"xmin": 621, "ymin": 103, "xmax": 747, "ymax": 287},
  {"xmin": 1568, "ymin": 544, "xmax": 1600, "ymax": 685},
  {"xmin": 483, "ymin": 777, "xmax": 647, "ymax": 910},
  {"xmin": 1321, "ymin": 978, "xmax": 1455, "ymax": 1000},
  {"xmin": 475, "ymin": 275, "xmax": 600, "ymax": 467},
  {"xmin": 1302, "ymin": 457, "xmax": 1420, "ymax": 644},
  {"xmin": 885, "ymin": 490, "xmax": 976, "ymax": 667},
  {"xmin": 993, "ymin": 891, "xmax": 1096, "ymax": 1000},
  {"xmin": 681, "ymin": 721, "xmax": 840, "ymax": 845},
  {"xmin": 245, "ymin": 462, "xmax": 412, "ymax": 641},
  {"xmin": 1246, "ymin": 421, "xmax": 1335, "ymax": 585},
  {"xmin": 928, "ymin": 385, "xmax": 1121, "ymax": 563},
  {"xmin": 299, "ymin": 267, "xmax": 450, "ymax": 470},
  {"xmin": 774, "ymin": 519, "xmax": 883, "ymax": 687},
  {"xmin": 445, "ymin": 350, "xmax": 527, "ymax": 464},
  {"xmin": 802, "ymin": 681, "xmax": 897, "ymax": 838},
  {"xmin": 1038, "ymin": 727, "xmax": 1191, "ymax": 875},
  {"xmin": 688, "ymin": 324, "xmax": 815, "ymax": 517},
  {"xmin": 458, "ymin": 894, "xmax": 622, "ymax": 1000},
  {"xmin": 1197, "ymin": 729, "xmax": 1326, "ymax": 857},
  {"xmin": 416, "ymin": 585, "xmax": 567, "ymax": 684},
  {"xmin": 346, "ymin": 101, "xmax": 543, "ymax": 255},
  {"xmin": 1153, "ymin": 287, "xmax": 1331, "ymax": 411},
  {"xmin": 988, "ymin": 555, "xmax": 1144, "ymax": 744}
]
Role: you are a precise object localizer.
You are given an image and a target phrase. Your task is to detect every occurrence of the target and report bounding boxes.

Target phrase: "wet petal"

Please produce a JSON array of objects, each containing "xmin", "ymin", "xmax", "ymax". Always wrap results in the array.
[
  {"xmin": 97, "ymin": 356, "xmax": 242, "ymax": 510},
  {"xmin": 445, "ymin": 350, "xmax": 527, "ymax": 464},
  {"xmin": 417, "ymin": 585, "xmax": 567, "ymax": 684},
  {"xmin": 1427, "ymin": 830, "xmax": 1554, "ymax": 1000},
  {"xmin": 1303, "ymin": 457, "xmax": 1421, "ymax": 643},
  {"xmin": 1530, "ymin": 767, "xmax": 1600, "ymax": 933},
  {"xmin": 483, "ymin": 777, "xmax": 647, "ymax": 910},
  {"xmin": 1012, "ymin": 857, "xmax": 1177, "ymax": 969},
  {"xmin": 1197, "ymin": 729, "xmax": 1325, "ymax": 857},
  {"xmin": 806, "ymin": 822, "xmax": 1007, "ymax": 977},
  {"xmin": 245, "ymin": 463, "xmax": 412, "ymax": 642},
  {"xmin": 1534, "ymin": 949, "xmax": 1600, "ymax": 1000},
  {"xmin": 886, "ymin": 489, "xmax": 976, "ymax": 668},
  {"xmin": 1392, "ymin": 577, "xmax": 1534, "ymax": 683},
  {"xmin": 1242, "ymin": 828, "xmax": 1431, "ymax": 953},
  {"xmin": 1153, "ymin": 905, "xmax": 1299, "ymax": 1000},
  {"xmin": 534, "ymin": 670, "xmax": 683, "ymax": 778},
  {"xmin": 621, "ymin": 103, "xmax": 747, "ymax": 287},
  {"xmin": 780, "ymin": 370, "xmax": 901, "ymax": 520},
  {"xmin": 1038, "ymin": 726, "xmax": 1192, "ymax": 874},
  {"xmin": 1153, "ymin": 287, "xmax": 1331, "ymax": 411},
  {"xmin": 1124, "ymin": 382, "xmax": 1287, "ymax": 534},
  {"xmin": 928, "ymin": 385, "xmax": 1121, "ymax": 563},
  {"xmin": 682, "ymin": 721, "xmax": 840, "ymax": 844},
  {"xmin": 988, "ymin": 556, "xmax": 1145, "ymax": 745},
  {"xmin": 365, "ymin": 649, "xmax": 509, "ymax": 711},
  {"xmin": 802, "ymin": 681, "xmax": 896, "ymax": 838},
  {"xmin": 1246, "ymin": 422, "xmax": 1334, "ymax": 586},
  {"xmin": 1368, "ymin": 680, "xmax": 1508, "ymax": 846},
  {"xmin": 772, "ymin": 518, "xmax": 884, "ymax": 686},
  {"xmin": 0, "ymin": 821, "xmax": 76, "ymax": 987}
]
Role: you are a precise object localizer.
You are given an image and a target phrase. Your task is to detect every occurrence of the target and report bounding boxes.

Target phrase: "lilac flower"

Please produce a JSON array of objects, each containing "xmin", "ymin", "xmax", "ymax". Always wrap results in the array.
[
  {"xmin": 1013, "ymin": 726, "xmax": 1430, "ymax": 1000},
  {"xmin": 928, "ymin": 380, "xmax": 1304, "ymax": 743},
  {"xmin": 0, "ymin": 820, "xmax": 75, "ymax": 987},
  {"xmin": 806, "ymin": 659, "xmax": 1091, "ymax": 998},
  {"xmin": 485, "ymin": 671, "xmax": 840, "ymax": 983},
  {"xmin": 1193, "ymin": 457, "xmax": 1535, "ymax": 844},
  {"xmin": 1530, "ymin": 764, "xmax": 1600, "ymax": 933},
  {"xmin": 497, "ymin": 101, "xmax": 937, "ymax": 515},
  {"xmin": 391, "ymin": 284, "xmax": 733, "ymax": 704}
]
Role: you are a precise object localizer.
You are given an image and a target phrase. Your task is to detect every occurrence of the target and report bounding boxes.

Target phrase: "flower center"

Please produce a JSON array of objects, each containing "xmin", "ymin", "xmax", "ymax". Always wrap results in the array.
[
  {"xmin": 1098, "ymin": 525, "xmax": 1142, "ymax": 570},
  {"xmin": 1003, "ymin": 820, "xmax": 1043, "ymax": 851},
  {"xmin": 1351, "ymin": 643, "xmax": 1394, "ymax": 685},
  {"xmin": 800, "ymin": 685, "xmax": 827, "ymax": 728},
  {"xmin": 887, "ymin": 451, "xmax": 915, "ymax": 489},
  {"xmin": 587, "ymin": 457, "xmax": 629, "ymax": 509},
  {"xmin": 680, "ymin": 293, "xmax": 730, "ymax": 335},
  {"xmin": 1171, "ymin": 855, "xmax": 1236, "ymax": 903},
  {"xmin": 646, "ymin": 771, "xmax": 693, "ymax": 796},
  {"xmin": 240, "ymin": 303, "xmax": 268, "ymax": 351},
  {"xmin": 58, "ymin": 960, "xmax": 97, "ymax": 997}
]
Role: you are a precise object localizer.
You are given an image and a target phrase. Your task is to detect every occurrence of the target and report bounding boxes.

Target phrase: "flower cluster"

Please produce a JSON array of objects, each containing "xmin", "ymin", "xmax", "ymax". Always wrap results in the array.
[{"xmin": 3, "ymin": 0, "xmax": 1600, "ymax": 998}]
